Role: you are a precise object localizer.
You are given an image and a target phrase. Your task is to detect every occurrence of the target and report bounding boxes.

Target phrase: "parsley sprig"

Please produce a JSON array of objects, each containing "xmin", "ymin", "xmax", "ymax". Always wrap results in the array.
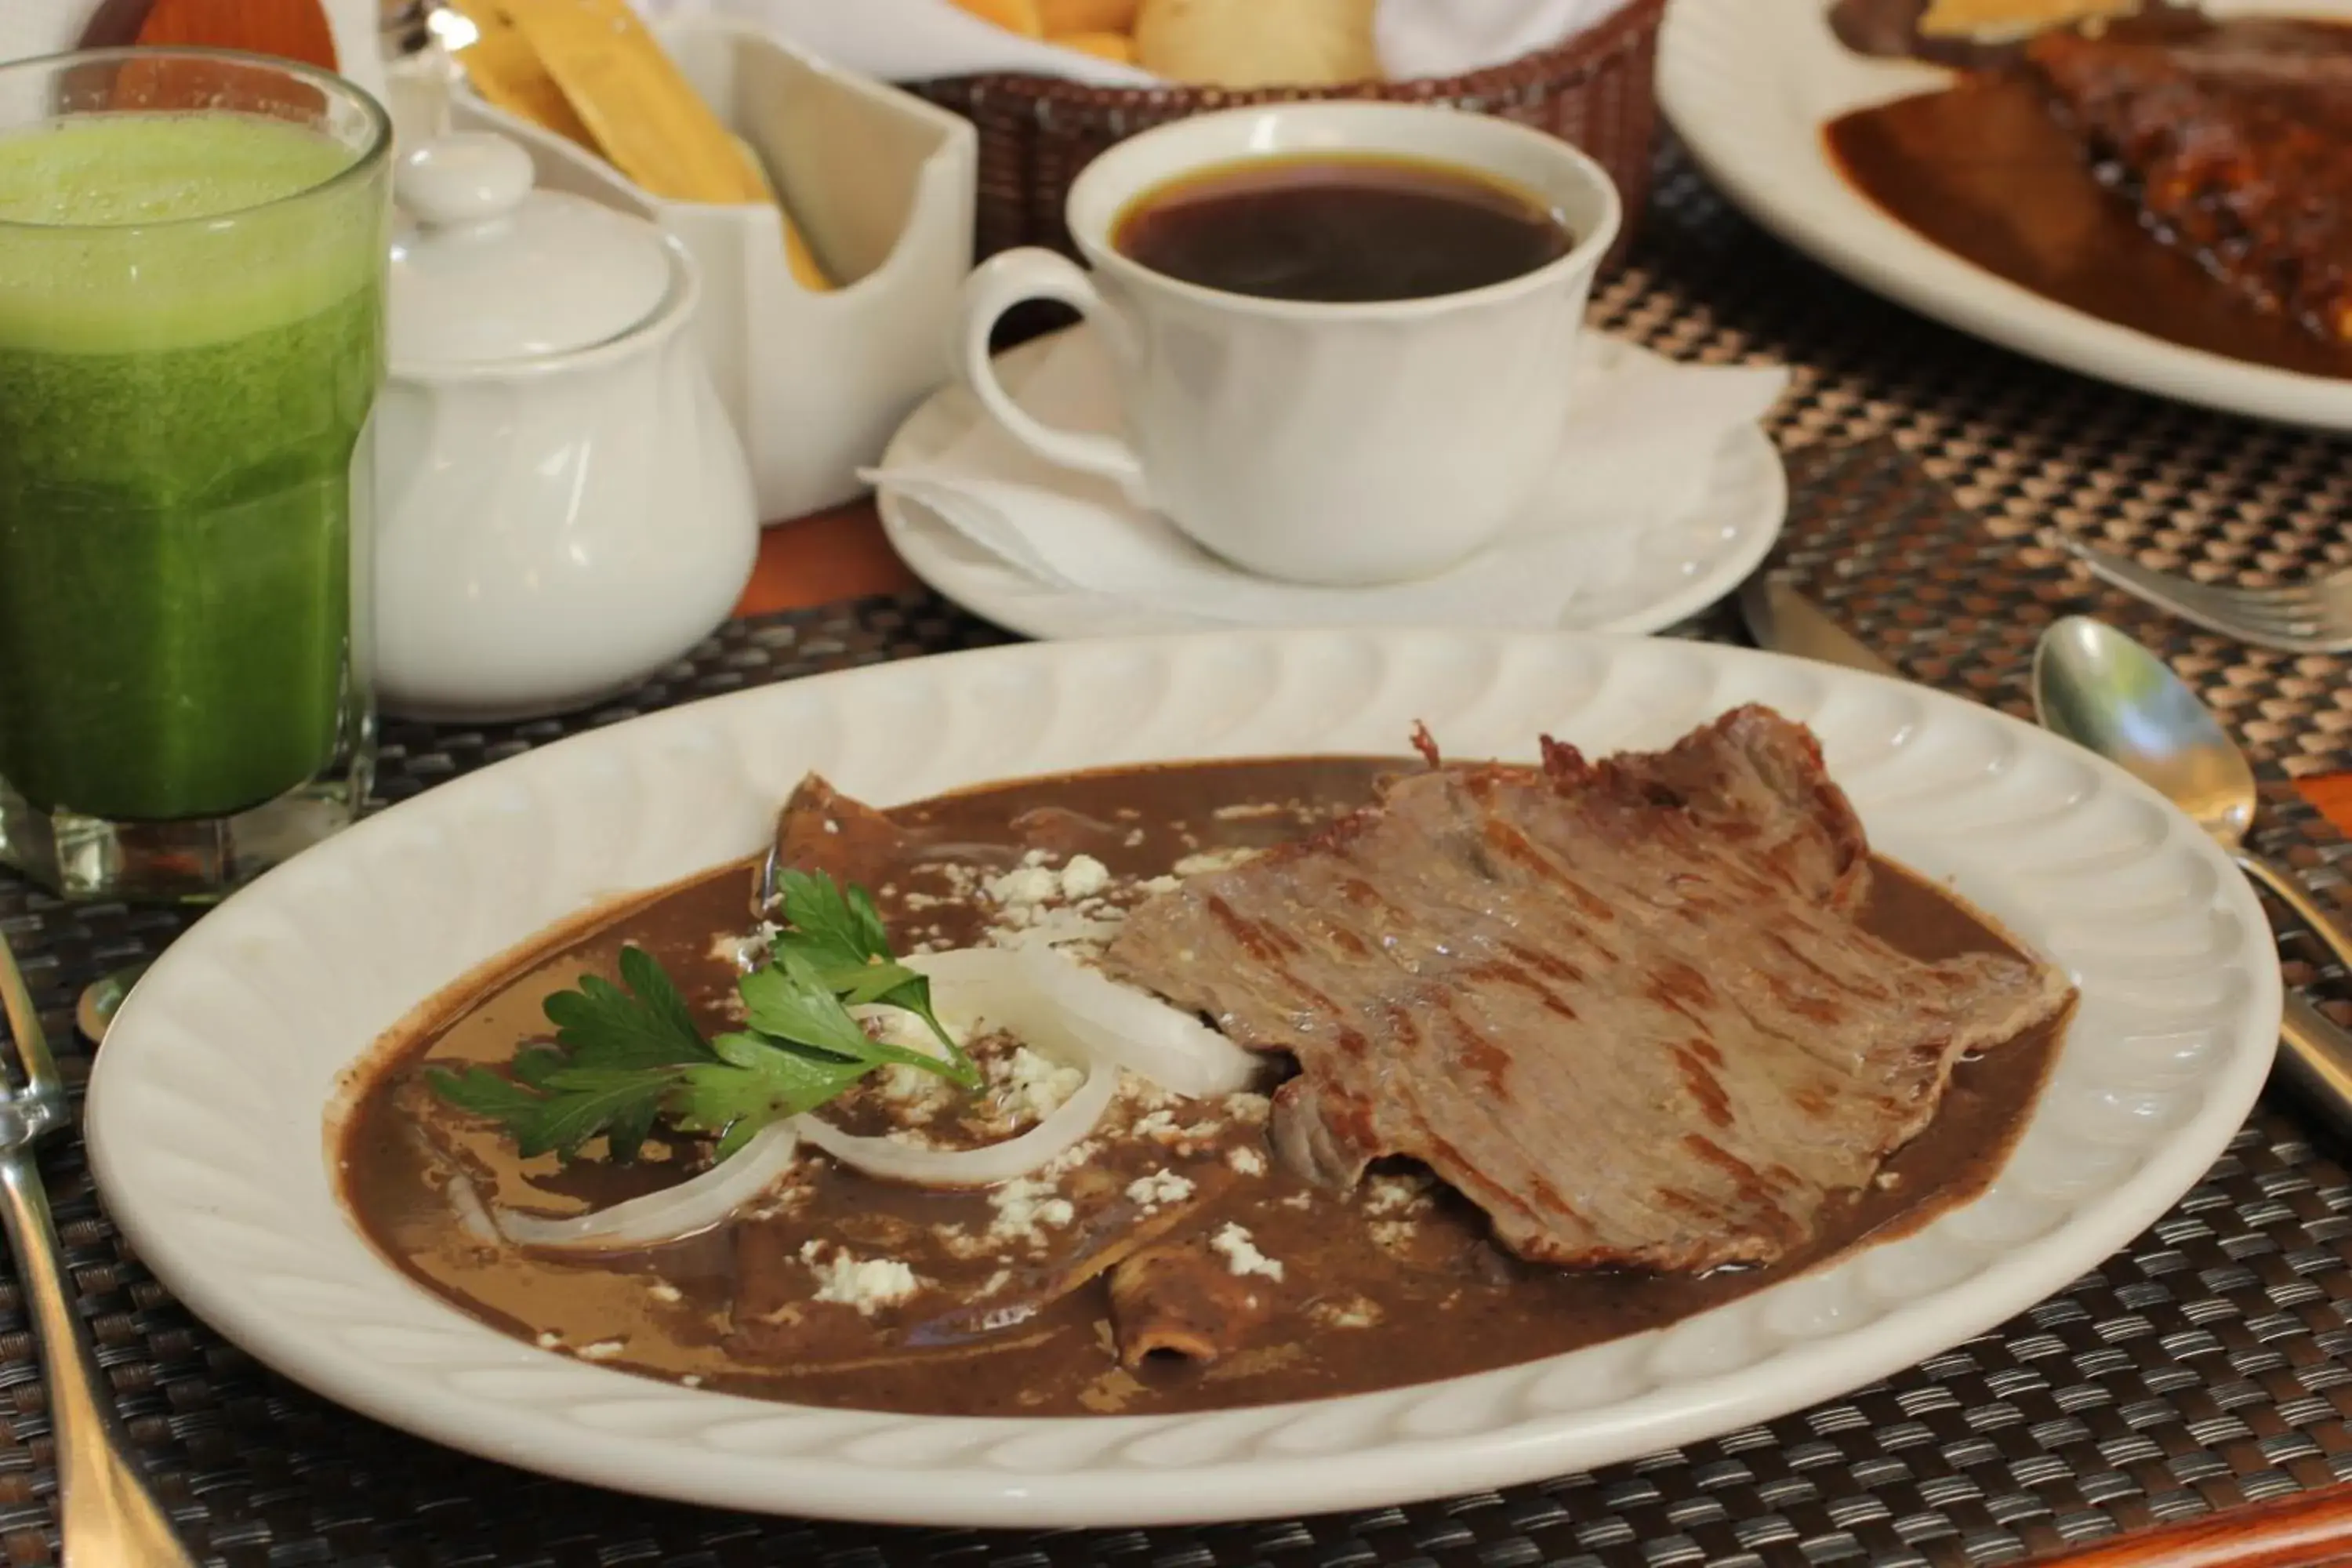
[{"xmin": 429, "ymin": 870, "xmax": 978, "ymax": 1162}]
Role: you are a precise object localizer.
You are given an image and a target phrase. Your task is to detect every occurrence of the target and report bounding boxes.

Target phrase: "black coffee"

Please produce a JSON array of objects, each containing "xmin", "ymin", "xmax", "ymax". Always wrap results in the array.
[{"xmin": 1111, "ymin": 153, "xmax": 1575, "ymax": 304}]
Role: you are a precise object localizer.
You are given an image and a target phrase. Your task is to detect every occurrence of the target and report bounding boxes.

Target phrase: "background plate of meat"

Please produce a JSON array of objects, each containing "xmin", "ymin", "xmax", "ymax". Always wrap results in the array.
[
  {"xmin": 1659, "ymin": 0, "xmax": 2352, "ymax": 428},
  {"xmin": 83, "ymin": 630, "xmax": 2277, "ymax": 1526}
]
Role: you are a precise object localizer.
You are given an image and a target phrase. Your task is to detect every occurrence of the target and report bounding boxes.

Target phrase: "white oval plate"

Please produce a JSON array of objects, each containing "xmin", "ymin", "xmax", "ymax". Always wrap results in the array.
[
  {"xmin": 1660, "ymin": 0, "xmax": 2352, "ymax": 429},
  {"xmin": 879, "ymin": 332, "xmax": 1786, "ymax": 641},
  {"xmin": 85, "ymin": 630, "xmax": 2276, "ymax": 1529}
]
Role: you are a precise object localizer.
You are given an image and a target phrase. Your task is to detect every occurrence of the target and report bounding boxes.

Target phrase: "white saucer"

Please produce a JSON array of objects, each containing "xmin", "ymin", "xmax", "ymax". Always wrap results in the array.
[{"xmin": 877, "ymin": 329, "xmax": 1789, "ymax": 641}]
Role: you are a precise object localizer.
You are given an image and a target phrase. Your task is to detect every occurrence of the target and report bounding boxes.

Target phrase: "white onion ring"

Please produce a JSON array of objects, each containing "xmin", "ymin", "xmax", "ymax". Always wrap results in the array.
[
  {"xmin": 794, "ymin": 1058, "xmax": 1117, "ymax": 1189},
  {"xmin": 907, "ymin": 946, "xmax": 1259, "ymax": 1098},
  {"xmin": 443, "ymin": 1167, "xmax": 501, "ymax": 1245},
  {"xmin": 492, "ymin": 1122, "xmax": 801, "ymax": 1252}
]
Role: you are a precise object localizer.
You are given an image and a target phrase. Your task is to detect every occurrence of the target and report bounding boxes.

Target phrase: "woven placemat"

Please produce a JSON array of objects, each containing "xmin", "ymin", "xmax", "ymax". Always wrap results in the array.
[{"xmin": 5, "ymin": 148, "xmax": 2352, "ymax": 1567}]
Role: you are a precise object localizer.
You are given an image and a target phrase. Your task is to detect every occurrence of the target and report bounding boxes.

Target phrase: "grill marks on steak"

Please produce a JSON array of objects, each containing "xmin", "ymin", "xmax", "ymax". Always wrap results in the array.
[{"xmin": 1102, "ymin": 707, "xmax": 2075, "ymax": 1274}]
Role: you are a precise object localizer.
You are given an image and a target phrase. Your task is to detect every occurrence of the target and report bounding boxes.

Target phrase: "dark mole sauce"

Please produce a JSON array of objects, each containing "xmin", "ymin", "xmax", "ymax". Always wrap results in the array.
[
  {"xmin": 338, "ymin": 759, "xmax": 2064, "ymax": 1418},
  {"xmin": 1822, "ymin": 13, "xmax": 2352, "ymax": 380}
]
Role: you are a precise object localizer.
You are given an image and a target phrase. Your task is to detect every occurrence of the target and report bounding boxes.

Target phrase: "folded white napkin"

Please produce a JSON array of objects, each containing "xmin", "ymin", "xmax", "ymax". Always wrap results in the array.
[
  {"xmin": 866, "ymin": 330, "xmax": 1789, "ymax": 630},
  {"xmin": 1376, "ymin": 0, "xmax": 1638, "ymax": 79},
  {"xmin": 648, "ymin": 0, "xmax": 1635, "ymax": 88}
]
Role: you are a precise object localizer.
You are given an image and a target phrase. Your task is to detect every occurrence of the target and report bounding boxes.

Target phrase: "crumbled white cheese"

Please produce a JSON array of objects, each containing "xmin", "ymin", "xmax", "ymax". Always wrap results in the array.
[
  {"xmin": 682, "ymin": 1374, "xmax": 704, "ymax": 1388},
  {"xmin": 1043, "ymin": 1138, "xmax": 1100, "ymax": 1178},
  {"xmin": 978, "ymin": 1268, "xmax": 1012, "ymax": 1298},
  {"xmin": 1123, "ymin": 827, "xmax": 1147, "ymax": 848},
  {"xmin": 989, "ymin": 1175, "xmax": 1077, "ymax": 1243},
  {"xmin": 535, "ymin": 1331, "xmax": 564, "ymax": 1350},
  {"xmin": 577, "ymin": 1340, "xmax": 625, "ymax": 1361},
  {"xmin": 801, "ymin": 1241, "xmax": 923, "ymax": 1313},
  {"xmin": 1364, "ymin": 1174, "xmax": 1432, "ymax": 1215},
  {"xmin": 1022, "ymin": 848, "xmax": 1051, "ymax": 867},
  {"xmin": 999, "ymin": 1046, "xmax": 1085, "ymax": 1122},
  {"xmin": 1058, "ymin": 853, "xmax": 1112, "ymax": 900},
  {"xmin": 1210, "ymin": 1223, "xmax": 1283, "ymax": 1281},
  {"xmin": 935, "ymin": 1222, "xmax": 996, "ymax": 1261},
  {"xmin": 1138, "ymin": 874, "xmax": 1182, "ymax": 895},
  {"xmin": 1228, "ymin": 1145, "xmax": 1268, "ymax": 1177},
  {"xmin": 1223, "ymin": 1092, "xmax": 1272, "ymax": 1126},
  {"xmin": 1121, "ymin": 1076, "xmax": 1181, "ymax": 1113},
  {"xmin": 1127, "ymin": 1170, "xmax": 1196, "ymax": 1209},
  {"xmin": 876, "ymin": 1062, "xmax": 953, "ymax": 1116},
  {"xmin": 1131, "ymin": 1109, "xmax": 1179, "ymax": 1142},
  {"xmin": 822, "ymin": 818, "xmax": 841, "ymax": 835},
  {"xmin": 1370, "ymin": 1219, "xmax": 1418, "ymax": 1249},
  {"xmin": 648, "ymin": 1280, "xmax": 683, "ymax": 1305},
  {"xmin": 985, "ymin": 864, "xmax": 1061, "ymax": 907},
  {"xmin": 1280, "ymin": 1191, "xmax": 1315, "ymax": 1210},
  {"xmin": 1174, "ymin": 847, "xmax": 1261, "ymax": 877},
  {"xmin": 1311, "ymin": 1295, "xmax": 1385, "ymax": 1330}
]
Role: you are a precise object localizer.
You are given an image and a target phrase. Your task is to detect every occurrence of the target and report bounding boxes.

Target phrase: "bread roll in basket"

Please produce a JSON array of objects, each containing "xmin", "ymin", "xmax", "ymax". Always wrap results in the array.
[{"xmin": 907, "ymin": 0, "xmax": 1667, "ymax": 274}]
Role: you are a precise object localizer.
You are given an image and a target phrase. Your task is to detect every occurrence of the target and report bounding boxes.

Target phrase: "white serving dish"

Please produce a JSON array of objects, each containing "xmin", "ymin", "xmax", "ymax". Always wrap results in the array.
[
  {"xmin": 1658, "ymin": 0, "xmax": 2352, "ymax": 430},
  {"xmin": 85, "ymin": 629, "xmax": 2277, "ymax": 1528},
  {"xmin": 453, "ymin": 14, "xmax": 978, "ymax": 521}
]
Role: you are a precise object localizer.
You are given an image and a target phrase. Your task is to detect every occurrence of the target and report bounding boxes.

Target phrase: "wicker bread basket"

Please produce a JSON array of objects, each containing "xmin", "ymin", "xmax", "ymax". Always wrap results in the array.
[{"xmin": 907, "ymin": 0, "xmax": 1668, "ymax": 276}]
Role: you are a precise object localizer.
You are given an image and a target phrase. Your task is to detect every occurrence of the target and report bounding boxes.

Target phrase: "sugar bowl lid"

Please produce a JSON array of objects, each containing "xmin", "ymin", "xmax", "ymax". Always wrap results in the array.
[{"xmin": 388, "ymin": 131, "xmax": 673, "ymax": 365}]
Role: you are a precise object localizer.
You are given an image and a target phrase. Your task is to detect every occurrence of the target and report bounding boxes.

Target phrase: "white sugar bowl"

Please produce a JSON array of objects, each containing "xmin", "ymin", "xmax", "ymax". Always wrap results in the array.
[{"xmin": 374, "ymin": 131, "xmax": 759, "ymax": 724}]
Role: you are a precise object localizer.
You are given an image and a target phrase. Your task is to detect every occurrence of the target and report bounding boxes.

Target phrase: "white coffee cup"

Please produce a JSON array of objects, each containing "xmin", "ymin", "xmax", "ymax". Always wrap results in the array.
[{"xmin": 956, "ymin": 101, "xmax": 1622, "ymax": 588}]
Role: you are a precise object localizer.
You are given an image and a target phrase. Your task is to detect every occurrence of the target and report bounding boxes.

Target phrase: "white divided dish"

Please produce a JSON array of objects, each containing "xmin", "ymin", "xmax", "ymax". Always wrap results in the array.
[
  {"xmin": 453, "ymin": 14, "xmax": 978, "ymax": 521},
  {"xmin": 1659, "ymin": 0, "xmax": 2352, "ymax": 428},
  {"xmin": 84, "ymin": 630, "xmax": 2277, "ymax": 1527}
]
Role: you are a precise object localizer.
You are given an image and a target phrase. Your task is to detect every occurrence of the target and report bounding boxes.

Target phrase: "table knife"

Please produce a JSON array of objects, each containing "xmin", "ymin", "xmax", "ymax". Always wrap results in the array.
[{"xmin": 1736, "ymin": 573, "xmax": 2352, "ymax": 1133}]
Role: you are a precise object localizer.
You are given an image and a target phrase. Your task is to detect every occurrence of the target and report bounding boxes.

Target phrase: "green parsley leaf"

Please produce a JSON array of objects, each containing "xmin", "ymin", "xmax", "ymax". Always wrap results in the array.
[
  {"xmin": 678, "ymin": 1033, "xmax": 870, "ymax": 1158},
  {"xmin": 771, "ymin": 868, "xmax": 968, "ymax": 1069},
  {"xmin": 428, "ymin": 1064, "xmax": 549, "ymax": 1123},
  {"xmin": 541, "ymin": 944, "xmax": 708, "ymax": 1070},
  {"xmin": 426, "ymin": 870, "xmax": 982, "ymax": 1163}
]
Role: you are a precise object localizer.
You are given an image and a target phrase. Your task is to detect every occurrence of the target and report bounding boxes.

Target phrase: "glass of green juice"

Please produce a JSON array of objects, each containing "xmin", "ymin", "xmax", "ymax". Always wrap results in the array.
[{"xmin": 0, "ymin": 48, "xmax": 390, "ymax": 902}]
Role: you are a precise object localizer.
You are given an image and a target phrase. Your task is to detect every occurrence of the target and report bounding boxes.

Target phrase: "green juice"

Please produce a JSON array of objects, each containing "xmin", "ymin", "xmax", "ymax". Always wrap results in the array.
[{"xmin": 0, "ymin": 111, "xmax": 386, "ymax": 822}]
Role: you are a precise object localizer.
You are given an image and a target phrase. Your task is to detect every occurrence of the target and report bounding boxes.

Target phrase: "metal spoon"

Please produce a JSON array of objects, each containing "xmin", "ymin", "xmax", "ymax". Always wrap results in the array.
[
  {"xmin": 74, "ymin": 964, "xmax": 147, "ymax": 1047},
  {"xmin": 2034, "ymin": 615, "xmax": 2352, "ymax": 1123}
]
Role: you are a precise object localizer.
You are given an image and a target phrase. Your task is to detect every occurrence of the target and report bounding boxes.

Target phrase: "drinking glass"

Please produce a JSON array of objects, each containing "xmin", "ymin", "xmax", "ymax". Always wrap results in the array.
[{"xmin": 0, "ymin": 48, "xmax": 391, "ymax": 902}]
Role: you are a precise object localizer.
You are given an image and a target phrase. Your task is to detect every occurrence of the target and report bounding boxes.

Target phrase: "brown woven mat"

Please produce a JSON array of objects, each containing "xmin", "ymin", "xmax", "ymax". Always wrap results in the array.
[{"xmin": 6, "ymin": 147, "xmax": 2352, "ymax": 1567}]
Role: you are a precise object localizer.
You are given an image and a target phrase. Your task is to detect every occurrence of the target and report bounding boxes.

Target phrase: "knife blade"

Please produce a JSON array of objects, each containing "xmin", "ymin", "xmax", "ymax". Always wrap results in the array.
[{"xmin": 1737, "ymin": 575, "xmax": 1897, "ymax": 677}]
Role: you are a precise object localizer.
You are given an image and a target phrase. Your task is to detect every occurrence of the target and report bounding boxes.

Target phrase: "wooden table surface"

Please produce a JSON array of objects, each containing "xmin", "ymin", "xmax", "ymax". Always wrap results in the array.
[{"xmin": 741, "ymin": 499, "xmax": 2352, "ymax": 837}]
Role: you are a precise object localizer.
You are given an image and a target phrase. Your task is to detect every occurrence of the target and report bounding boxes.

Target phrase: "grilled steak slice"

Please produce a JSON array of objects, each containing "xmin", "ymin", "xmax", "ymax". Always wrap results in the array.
[
  {"xmin": 1102, "ymin": 707, "xmax": 2075, "ymax": 1274},
  {"xmin": 2024, "ymin": 25, "xmax": 2352, "ymax": 346}
]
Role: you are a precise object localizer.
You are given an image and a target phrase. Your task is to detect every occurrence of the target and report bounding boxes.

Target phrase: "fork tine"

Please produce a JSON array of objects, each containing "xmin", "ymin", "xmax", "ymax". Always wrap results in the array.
[
  {"xmin": 2055, "ymin": 535, "xmax": 2352, "ymax": 652},
  {"xmin": 0, "ymin": 934, "xmax": 61, "ymax": 1102}
]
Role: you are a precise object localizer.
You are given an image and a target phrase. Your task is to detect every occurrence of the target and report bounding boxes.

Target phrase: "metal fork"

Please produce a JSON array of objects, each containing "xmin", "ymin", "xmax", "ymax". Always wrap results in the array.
[
  {"xmin": 0, "ymin": 935, "xmax": 196, "ymax": 1566},
  {"xmin": 2053, "ymin": 533, "xmax": 2352, "ymax": 654}
]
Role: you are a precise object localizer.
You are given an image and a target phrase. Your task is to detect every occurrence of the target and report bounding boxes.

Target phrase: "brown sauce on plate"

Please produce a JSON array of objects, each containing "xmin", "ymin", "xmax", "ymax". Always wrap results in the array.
[
  {"xmin": 336, "ymin": 758, "xmax": 2065, "ymax": 1418},
  {"xmin": 1822, "ymin": 16, "xmax": 2352, "ymax": 380}
]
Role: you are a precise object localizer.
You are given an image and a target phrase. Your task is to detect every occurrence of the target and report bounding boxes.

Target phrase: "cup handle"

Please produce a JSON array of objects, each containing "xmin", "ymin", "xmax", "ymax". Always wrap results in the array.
[{"xmin": 958, "ymin": 248, "xmax": 1147, "ymax": 503}]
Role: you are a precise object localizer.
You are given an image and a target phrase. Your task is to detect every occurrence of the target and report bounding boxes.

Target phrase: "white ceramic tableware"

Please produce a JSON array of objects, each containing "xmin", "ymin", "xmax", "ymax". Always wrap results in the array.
[
  {"xmin": 881, "ymin": 328, "xmax": 1788, "ymax": 639},
  {"xmin": 1658, "ymin": 0, "xmax": 2352, "ymax": 430},
  {"xmin": 957, "ymin": 102, "xmax": 1624, "ymax": 587},
  {"xmin": 374, "ymin": 131, "xmax": 760, "ymax": 724},
  {"xmin": 452, "ymin": 16, "xmax": 979, "ymax": 522},
  {"xmin": 85, "ymin": 630, "xmax": 2275, "ymax": 1527}
]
